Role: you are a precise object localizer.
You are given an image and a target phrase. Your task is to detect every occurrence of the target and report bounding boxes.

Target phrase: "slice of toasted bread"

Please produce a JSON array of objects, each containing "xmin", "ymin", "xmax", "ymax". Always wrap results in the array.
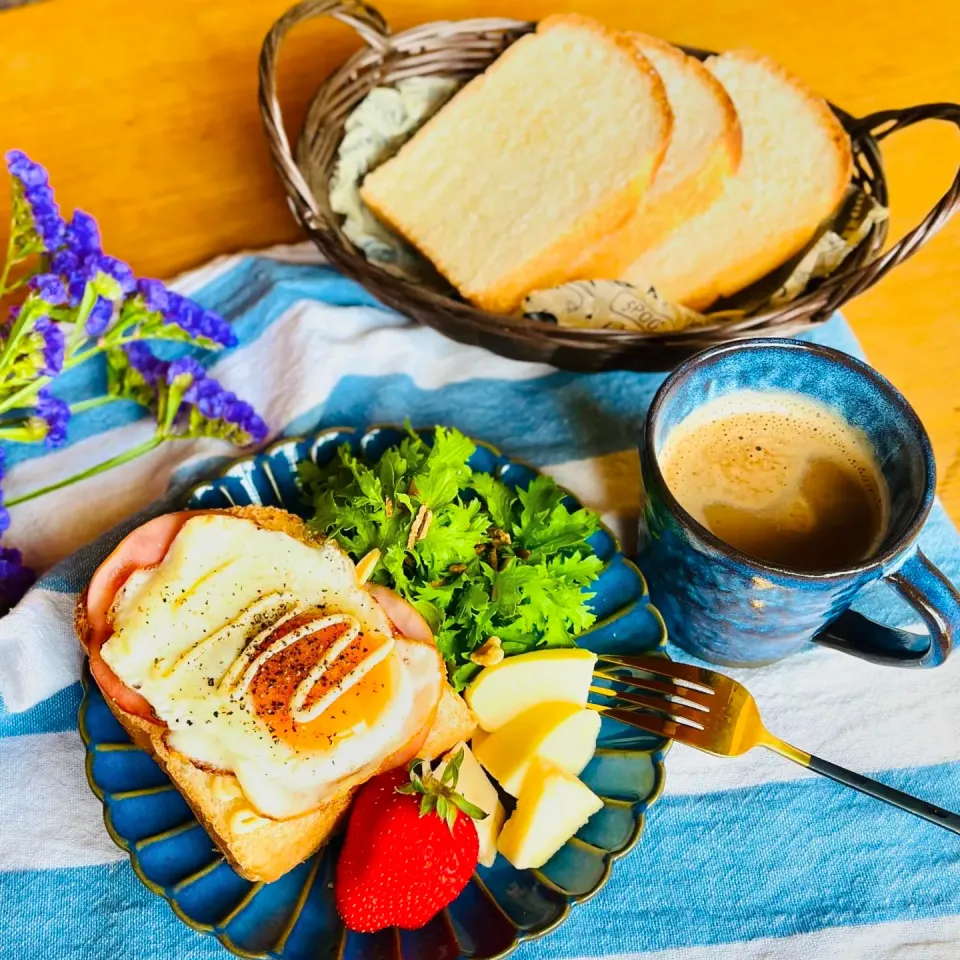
[
  {"xmin": 621, "ymin": 50, "xmax": 852, "ymax": 309},
  {"xmin": 570, "ymin": 33, "xmax": 742, "ymax": 278},
  {"xmin": 76, "ymin": 505, "xmax": 476, "ymax": 883},
  {"xmin": 360, "ymin": 14, "xmax": 672, "ymax": 314}
]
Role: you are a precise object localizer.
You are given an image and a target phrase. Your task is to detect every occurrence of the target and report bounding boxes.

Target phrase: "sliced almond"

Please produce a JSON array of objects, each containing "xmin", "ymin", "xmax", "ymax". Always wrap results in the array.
[{"xmin": 406, "ymin": 504, "xmax": 433, "ymax": 550}]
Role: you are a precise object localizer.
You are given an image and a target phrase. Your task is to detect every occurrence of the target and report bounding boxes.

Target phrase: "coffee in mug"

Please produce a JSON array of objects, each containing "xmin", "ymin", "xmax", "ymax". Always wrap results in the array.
[
  {"xmin": 659, "ymin": 390, "xmax": 888, "ymax": 572},
  {"xmin": 639, "ymin": 338, "xmax": 959, "ymax": 668}
]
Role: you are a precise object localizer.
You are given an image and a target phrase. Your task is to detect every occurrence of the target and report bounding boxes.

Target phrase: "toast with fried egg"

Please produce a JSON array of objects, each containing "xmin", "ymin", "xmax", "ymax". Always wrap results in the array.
[{"xmin": 76, "ymin": 505, "xmax": 476, "ymax": 883}]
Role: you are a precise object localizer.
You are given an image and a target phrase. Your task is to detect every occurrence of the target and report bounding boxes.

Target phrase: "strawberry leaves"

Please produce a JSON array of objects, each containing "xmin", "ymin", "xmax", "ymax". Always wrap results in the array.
[{"xmin": 396, "ymin": 752, "xmax": 487, "ymax": 831}]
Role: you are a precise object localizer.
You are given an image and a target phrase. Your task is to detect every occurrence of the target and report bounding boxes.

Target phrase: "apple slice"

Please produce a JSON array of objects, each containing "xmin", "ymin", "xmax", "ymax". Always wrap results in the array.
[
  {"xmin": 435, "ymin": 743, "xmax": 506, "ymax": 868},
  {"xmin": 474, "ymin": 702, "xmax": 600, "ymax": 797},
  {"xmin": 497, "ymin": 760, "xmax": 604, "ymax": 870},
  {"xmin": 464, "ymin": 648, "xmax": 597, "ymax": 732}
]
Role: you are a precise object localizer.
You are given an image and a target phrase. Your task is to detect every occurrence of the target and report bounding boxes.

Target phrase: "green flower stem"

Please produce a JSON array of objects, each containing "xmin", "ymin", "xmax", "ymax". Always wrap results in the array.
[
  {"xmin": 0, "ymin": 230, "xmax": 17, "ymax": 296},
  {"xmin": 0, "ymin": 329, "xmax": 203, "ymax": 418},
  {"xmin": 69, "ymin": 394, "xmax": 121, "ymax": 414},
  {"xmin": 0, "ymin": 424, "xmax": 41, "ymax": 443},
  {"xmin": 64, "ymin": 343, "xmax": 102, "ymax": 368},
  {"xmin": 160, "ymin": 383, "xmax": 184, "ymax": 435},
  {"xmin": 5, "ymin": 433, "xmax": 165, "ymax": 507},
  {"xmin": 67, "ymin": 285, "xmax": 97, "ymax": 352},
  {"xmin": 0, "ymin": 298, "xmax": 42, "ymax": 380},
  {"xmin": 69, "ymin": 338, "xmax": 128, "ymax": 368},
  {"xmin": 68, "ymin": 331, "xmax": 191, "ymax": 370},
  {"xmin": 0, "ymin": 376, "xmax": 49, "ymax": 416}
]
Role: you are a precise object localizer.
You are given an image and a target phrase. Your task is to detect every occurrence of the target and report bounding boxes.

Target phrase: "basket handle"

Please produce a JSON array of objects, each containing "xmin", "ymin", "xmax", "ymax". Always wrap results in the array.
[
  {"xmin": 258, "ymin": 0, "xmax": 392, "ymax": 229},
  {"xmin": 833, "ymin": 103, "xmax": 960, "ymax": 305}
]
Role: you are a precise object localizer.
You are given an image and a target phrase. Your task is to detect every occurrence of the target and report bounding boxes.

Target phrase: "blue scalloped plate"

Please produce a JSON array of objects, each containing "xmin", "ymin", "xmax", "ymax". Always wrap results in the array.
[{"xmin": 79, "ymin": 426, "xmax": 670, "ymax": 959}]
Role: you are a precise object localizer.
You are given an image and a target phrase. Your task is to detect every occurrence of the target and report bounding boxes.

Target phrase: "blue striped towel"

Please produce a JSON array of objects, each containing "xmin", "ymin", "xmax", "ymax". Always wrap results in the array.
[{"xmin": 2, "ymin": 247, "xmax": 960, "ymax": 960}]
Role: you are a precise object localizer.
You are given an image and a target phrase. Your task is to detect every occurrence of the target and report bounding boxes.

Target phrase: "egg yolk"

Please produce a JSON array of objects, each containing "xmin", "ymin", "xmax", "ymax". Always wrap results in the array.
[{"xmin": 248, "ymin": 612, "xmax": 397, "ymax": 751}]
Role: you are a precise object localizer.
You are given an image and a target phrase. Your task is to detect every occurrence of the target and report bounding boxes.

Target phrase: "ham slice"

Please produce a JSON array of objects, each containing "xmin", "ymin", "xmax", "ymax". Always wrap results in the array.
[{"xmin": 84, "ymin": 512, "xmax": 208, "ymax": 722}]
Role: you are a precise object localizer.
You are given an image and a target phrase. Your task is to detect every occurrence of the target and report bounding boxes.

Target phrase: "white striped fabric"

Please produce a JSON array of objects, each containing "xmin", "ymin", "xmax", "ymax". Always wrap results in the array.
[{"xmin": 1, "ymin": 247, "xmax": 959, "ymax": 960}]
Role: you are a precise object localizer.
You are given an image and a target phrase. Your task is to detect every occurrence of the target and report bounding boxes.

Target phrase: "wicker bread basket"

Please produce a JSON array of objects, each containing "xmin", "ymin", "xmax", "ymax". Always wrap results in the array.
[{"xmin": 259, "ymin": 0, "xmax": 960, "ymax": 372}]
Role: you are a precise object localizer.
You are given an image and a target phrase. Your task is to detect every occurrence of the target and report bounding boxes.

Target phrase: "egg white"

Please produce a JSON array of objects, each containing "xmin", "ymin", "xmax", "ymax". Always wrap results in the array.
[{"xmin": 100, "ymin": 514, "xmax": 432, "ymax": 819}]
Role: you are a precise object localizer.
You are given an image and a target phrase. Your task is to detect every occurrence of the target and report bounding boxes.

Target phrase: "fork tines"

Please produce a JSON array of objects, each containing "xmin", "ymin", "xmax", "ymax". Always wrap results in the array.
[
  {"xmin": 596, "ymin": 654, "xmax": 715, "ymax": 691},
  {"xmin": 591, "ymin": 654, "xmax": 716, "ymax": 734}
]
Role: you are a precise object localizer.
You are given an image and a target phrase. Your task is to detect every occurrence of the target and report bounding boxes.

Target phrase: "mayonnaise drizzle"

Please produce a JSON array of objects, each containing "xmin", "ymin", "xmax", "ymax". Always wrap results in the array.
[
  {"xmin": 217, "ymin": 601, "xmax": 305, "ymax": 690},
  {"xmin": 220, "ymin": 612, "xmax": 392, "ymax": 724},
  {"xmin": 225, "ymin": 613, "xmax": 357, "ymax": 698},
  {"xmin": 291, "ymin": 634, "xmax": 395, "ymax": 723},
  {"xmin": 162, "ymin": 592, "xmax": 301, "ymax": 679}
]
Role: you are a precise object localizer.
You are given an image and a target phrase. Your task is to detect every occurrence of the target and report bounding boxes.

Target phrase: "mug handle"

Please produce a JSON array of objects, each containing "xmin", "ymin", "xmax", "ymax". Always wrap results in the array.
[{"xmin": 814, "ymin": 550, "xmax": 960, "ymax": 667}]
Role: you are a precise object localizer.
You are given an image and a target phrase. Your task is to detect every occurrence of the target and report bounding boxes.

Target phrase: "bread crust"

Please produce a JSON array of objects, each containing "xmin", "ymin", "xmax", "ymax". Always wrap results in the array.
[
  {"xmin": 623, "ymin": 48, "xmax": 853, "ymax": 310},
  {"xmin": 77, "ymin": 505, "xmax": 476, "ymax": 883},
  {"xmin": 685, "ymin": 50, "xmax": 852, "ymax": 309},
  {"xmin": 361, "ymin": 14, "xmax": 673, "ymax": 315},
  {"xmin": 571, "ymin": 34, "xmax": 742, "ymax": 280},
  {"xmin": 720, "ymin": 48, "xmax": 851, "ymax": 194}
]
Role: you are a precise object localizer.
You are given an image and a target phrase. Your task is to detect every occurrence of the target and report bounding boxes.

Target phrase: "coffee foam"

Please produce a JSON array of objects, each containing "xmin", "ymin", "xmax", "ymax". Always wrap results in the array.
[{"xmin": 660, "ymin": 390, "xmax": 889, "ymax": 566}]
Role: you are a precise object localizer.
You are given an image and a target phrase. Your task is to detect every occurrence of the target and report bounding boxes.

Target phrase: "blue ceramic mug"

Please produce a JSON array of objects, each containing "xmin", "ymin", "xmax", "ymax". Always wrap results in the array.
[{"xmin": 637, "ymin": 338, "xmax": 960, "ymax": 668}]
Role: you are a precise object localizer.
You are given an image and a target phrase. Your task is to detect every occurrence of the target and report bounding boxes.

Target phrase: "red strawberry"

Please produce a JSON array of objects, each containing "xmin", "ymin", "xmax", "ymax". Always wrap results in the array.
[{"xmin": 335, "ymin": 751, "xmax": 484, "ymax": 932}]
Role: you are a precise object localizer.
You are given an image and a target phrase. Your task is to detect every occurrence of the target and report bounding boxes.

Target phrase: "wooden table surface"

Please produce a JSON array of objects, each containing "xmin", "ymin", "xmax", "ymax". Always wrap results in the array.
[{"xmin": 1, "ymin": 0, "xmax": 959, "ymax": 521}]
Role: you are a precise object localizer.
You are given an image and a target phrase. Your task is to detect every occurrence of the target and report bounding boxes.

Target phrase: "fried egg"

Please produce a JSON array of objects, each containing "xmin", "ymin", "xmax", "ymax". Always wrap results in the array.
[{"xmin": 99, "ymin": 514, "xmax": 442, "ymax": 819}]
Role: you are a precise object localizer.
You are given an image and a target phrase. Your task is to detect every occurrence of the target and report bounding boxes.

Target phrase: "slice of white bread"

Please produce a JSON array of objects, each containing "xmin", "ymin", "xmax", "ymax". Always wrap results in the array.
[
  {"xmin": 360, "ymin": 14, "xmax": 673, "ymax": 314},
  {"xmin": 76, "ymin": 505, "xmax": 476, "ymax": 883},
  {"xmin": 570, "ymin": 33, "xmax": 742, "ymax": 278},
  {"xmin": 621, "ymin": 50, "xmax": 852, "ymax": 309}
]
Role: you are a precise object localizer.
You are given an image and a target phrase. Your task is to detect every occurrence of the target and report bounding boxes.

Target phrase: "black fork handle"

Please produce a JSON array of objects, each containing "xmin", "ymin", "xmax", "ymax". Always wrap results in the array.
[{"xmin": 769, "ymin": 742, "xmax": 960, "ymax": 835}]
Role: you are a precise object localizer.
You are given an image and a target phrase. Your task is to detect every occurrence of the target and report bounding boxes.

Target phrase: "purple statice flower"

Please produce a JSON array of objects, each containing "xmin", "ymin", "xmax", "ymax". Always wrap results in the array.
[
  {"xmin": 178, "ymin": 367, "xmax": 267, "ymax": 444},
  {"xmin": 117, "ymin": 345, "xmax": 266, "ymax": 446},
  {"xmin": 166, "ymin": 355, "xmax": 206, "ymax": 386},
  {"xmin": 164, "ymin": 292, "xmax": 237, "ymax": 348},
  {"xmin": 98, "ymin": 255, "xmax": 136, "ymax": 296},
  {"xmin": 50, "ymin": 248, "xmax": 78, "ymax": 277},
  {"xmin": 5, "ymin": 150, "xmax": 47, "ymax": 187},
  {"xmin": 0, "ymin": 546, "xmax": 36, "ymax": 610},
  {"xmin": 31, "ymin": 210, "xmax": 67, "ymax": 251},
  {"xmin": 33, "ymin": 317, "xmax": 65, "ymax": 375},
  {"xmin": 6, "ymin": 151, "xmax": 67, "ymax": 252},
  {"xmin": 67, "ymin": 278, "xmax": 87, "ymax": 310},
  {"xmin": 59, "ymin": 212, "xmax": 131, "ymax": 307},
  {"xmin": 198, "ymin": 310, "xmax": 236, "ymax": 347},
  {"xmin": 63, "ymin": 251, "xmax": 103, "ymax": 308},
  {"xmin": 65, "ymin": 210, "xmax": 101, "ymax": 256},
  {"xmin": 223, "ymin": 397, "xmax": 268, "ymax": 444},
  {"xmin": 137, "ymin": 278, "xmax": 169, "ymax": 313},
  {"xmin": 184, "ymin": 377, "xmax": 226, "ymax": 419},
  {"xmin": 35, "ymin": 388, "xmax": 70, "ymax": 449},
  {"xmin": 124, "ymin": 342, "xmax": 168, "ymax": 385},
  {"xmin": 29, "ymin": 273, "xmax": 68, "ymax": 306},
  {"xmin": 85, "ymin": 296, "xmax": 113, "ymax": 337},
  {"xmin": 0, "ymin": 464, "xmax": 33, "ymax": 611},
  {"xmin": 166, "ymin": 293, "xmax": 200, "ymax": 334}
]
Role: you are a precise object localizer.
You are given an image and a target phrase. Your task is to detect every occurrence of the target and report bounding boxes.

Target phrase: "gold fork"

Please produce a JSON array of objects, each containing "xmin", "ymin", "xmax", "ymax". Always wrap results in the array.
[{"xmin": 591, "ymin": 653, "xmax": 960, "ymax": 834}]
